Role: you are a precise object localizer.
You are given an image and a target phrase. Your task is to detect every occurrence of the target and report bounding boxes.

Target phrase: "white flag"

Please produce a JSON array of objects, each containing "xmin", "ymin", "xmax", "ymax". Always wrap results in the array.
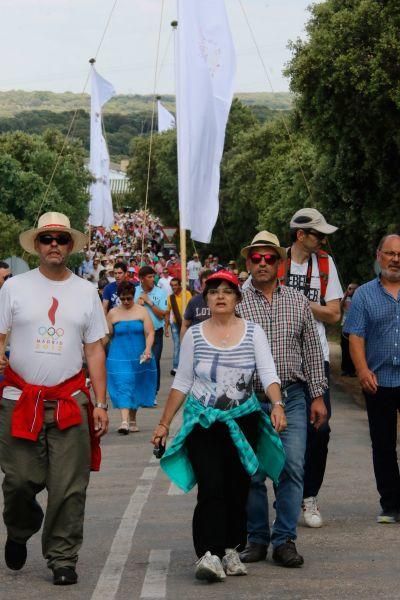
[
  {"xmin": 88, "ymin": 66, "xmax": 116, "ymax": 228},
  {"xmin": 157, "ymin": 100, "xmax": 176, "ymax": 132},
  {"xmin": 176, "ymin": 0, "xmax": 236, "ymax": 243}
]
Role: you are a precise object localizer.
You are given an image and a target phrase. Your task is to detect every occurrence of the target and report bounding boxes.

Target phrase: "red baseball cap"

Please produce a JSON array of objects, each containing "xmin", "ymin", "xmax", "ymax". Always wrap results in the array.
[{"xmin": 206, "ymin": 270, "xmax": 239, "ymax": 287}]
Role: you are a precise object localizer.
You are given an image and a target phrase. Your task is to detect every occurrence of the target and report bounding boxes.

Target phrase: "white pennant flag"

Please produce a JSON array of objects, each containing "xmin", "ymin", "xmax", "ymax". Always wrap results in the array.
[
  {"xmin": 176, "ymin": 0, "xmax": 236, "ymax": 243},
  {"xmin": 88, "ymin": 66, "xmax": 116, "ymax": 228},
  {"xmin": 157, "ymin": 100, "xmax": 176, "ymax": 132}
]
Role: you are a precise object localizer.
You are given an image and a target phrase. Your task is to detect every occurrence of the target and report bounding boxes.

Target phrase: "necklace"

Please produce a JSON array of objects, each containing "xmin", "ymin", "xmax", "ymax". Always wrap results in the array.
[{"xmin": 219, "ymin": 331, "xmax": 231, "ymax": 346}]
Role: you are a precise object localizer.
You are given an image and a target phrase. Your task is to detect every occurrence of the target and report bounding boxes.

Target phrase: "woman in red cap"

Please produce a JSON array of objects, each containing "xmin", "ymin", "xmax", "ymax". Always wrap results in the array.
[{"xmin": 152, "ymin": 271, "xmax": 286, "ymax": 583}]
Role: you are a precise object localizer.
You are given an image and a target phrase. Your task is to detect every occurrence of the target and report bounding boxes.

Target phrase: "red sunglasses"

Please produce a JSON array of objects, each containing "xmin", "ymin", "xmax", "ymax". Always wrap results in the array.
[{"xmin": 249, "ymin": 252, "xmax": 279, "ymax": 265}]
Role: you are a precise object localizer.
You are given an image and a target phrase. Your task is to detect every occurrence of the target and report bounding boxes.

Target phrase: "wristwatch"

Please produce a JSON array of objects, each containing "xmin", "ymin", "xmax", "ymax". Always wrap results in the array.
[
  {"xmin": 94, "ymin": 402, "xmax": 108, "ymax": 410},
  {"xmin": 271, "ymin": 400, "xmax": 285, "ymax": 408}
]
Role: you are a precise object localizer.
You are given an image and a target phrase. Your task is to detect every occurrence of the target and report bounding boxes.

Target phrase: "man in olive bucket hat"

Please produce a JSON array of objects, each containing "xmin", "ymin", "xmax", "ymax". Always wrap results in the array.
[{"xmin": 0, "ymin": 212, "xmax": 109, "ymax": 585}]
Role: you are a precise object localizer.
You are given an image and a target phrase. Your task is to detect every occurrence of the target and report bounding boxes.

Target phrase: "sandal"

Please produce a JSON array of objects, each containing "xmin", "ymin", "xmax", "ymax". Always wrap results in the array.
[
  {"xmin": 118, "ymin": 421, "xmax": 129, "ymax": 435},
  {"xmin": 129, "ymin": 421, "xmax": 140, "ymax": 433}
]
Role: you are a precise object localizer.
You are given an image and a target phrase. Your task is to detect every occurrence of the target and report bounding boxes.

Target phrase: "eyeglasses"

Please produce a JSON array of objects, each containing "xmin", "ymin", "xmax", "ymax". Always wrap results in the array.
[
  {"xmin": 380, "ymin": 250, "xmax": 400, "ymax": 259},
  {"xmin": 306, "ymin": 230, "xmax": 326, "ymax": 241},
  {"xmin": 38, "ymin": 234, "xmax": 72, "ymax": 246},
  {"xmin": 208, "ymin": 288, "xmax": 235, "ymax": 296},
  {"xmin": 249, "ymin": 253, "xmax": 279, "ymax": 265}
]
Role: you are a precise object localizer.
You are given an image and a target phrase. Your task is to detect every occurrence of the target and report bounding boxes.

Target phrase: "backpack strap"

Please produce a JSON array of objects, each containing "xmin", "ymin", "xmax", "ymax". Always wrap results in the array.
[{"xmin": 316, "ymin": 249, "xmax": 330, "ymax": 299}]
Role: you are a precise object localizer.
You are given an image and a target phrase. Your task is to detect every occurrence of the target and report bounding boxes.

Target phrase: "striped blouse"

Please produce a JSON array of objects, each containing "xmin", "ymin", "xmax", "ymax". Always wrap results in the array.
[{"xmin": 172, "ymin": 320, "xmax": 280, "ymax": 409}]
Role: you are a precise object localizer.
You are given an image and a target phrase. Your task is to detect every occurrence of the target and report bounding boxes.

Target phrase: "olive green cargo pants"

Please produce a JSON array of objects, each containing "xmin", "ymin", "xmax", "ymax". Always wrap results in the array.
[{"xmin": 0, "ymin": 393, "xmax": 91, "ymax": 570}]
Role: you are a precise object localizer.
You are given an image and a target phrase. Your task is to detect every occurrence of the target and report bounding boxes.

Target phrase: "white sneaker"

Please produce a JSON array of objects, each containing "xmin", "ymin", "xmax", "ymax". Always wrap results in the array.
[
  {"xmin": 195, "ymin": 551, "xmax": 226, "ymax": 582},
  {"xmin": 302, "ymin": 496, "xmax": 323, "ymax": 528},
  {"xmin": 222, "ymin": 548, "xmax": 247, "ymax": 576}
]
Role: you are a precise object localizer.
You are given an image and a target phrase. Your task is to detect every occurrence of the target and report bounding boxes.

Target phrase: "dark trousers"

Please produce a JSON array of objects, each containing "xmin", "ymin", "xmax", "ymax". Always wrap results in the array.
[
  {"xmin": 303, "ymin": 361, "xmax": 331, "ymax": 499},
  {"xmin": 364, "ymin": 386, "xmax": 400, "ymax": 511},
  {"xmin": 153, "ymin": 328, "xmax": 164, "ymax": 392},
  {"xmin": 186, "ymin": 413, "xmax": 259, "ymax": 559},
  {"xmin": 341, "ymin": 332, "xmax": 356, "ymax": 375}
]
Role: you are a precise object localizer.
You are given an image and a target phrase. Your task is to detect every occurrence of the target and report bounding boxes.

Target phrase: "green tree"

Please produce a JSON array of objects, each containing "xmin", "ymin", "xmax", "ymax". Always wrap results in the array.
[
  {"xmin": 286, "ymin": 0, "xmax": 400, "ymax": 281},
  {"xmin": 0, "ymin": 129, "xmax": 90, "ymax": 258}
]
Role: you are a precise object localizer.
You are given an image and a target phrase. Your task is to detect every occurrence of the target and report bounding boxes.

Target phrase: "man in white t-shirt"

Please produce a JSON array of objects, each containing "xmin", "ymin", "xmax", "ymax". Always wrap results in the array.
[
  {"xmin": 283, "ymin": 208, "xmax": 343, "ymax": 528},
  {"xmin": 187, "ymin": 253, "xmax": 202, "ymax": 292},
  {"xmin": 0, "ymin": 212, "xmax": 108, "ymax": 586}
]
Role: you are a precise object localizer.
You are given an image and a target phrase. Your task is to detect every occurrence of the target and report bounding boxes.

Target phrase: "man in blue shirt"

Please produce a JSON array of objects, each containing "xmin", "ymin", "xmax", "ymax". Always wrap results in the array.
[
  {"xmin": 135, "ymin": 266, "xmax": 168, "ymax": 396},
  {"xmin": 345, "ymin": 233, "xmax": 400, "ymax": 524},
  {"xmin": 102, "ymin": 262, "xmax": 128, "ymax": 313}
]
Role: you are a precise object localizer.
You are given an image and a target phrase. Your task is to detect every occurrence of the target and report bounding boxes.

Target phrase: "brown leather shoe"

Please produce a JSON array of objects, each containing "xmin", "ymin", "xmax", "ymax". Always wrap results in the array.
[
  {"xmin": 239, "ymin": 542, "xmax": 267, "ymax": 563},
  {"xmin": 272, "ymin": 540, "xmax": 304, "ymax": 568}
]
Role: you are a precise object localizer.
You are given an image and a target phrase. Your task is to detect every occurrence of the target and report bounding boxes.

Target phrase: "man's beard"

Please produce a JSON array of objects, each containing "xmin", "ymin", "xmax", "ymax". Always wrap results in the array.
[{"xmin": 381, "ymin": 267, "xmax": 400, "ymax": 282}]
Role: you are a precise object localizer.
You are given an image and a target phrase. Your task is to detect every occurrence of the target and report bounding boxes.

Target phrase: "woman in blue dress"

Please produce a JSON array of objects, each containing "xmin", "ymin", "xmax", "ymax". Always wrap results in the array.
[{"xmin": 106, "ymin": 280, "xmax": 157, "ymax": 434}]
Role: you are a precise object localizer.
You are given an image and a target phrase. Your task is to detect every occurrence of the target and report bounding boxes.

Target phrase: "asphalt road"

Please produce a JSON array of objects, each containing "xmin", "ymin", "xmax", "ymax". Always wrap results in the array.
[{"xmin": 1, "ymin": 339, "xmax": 400, "ymax": 600}]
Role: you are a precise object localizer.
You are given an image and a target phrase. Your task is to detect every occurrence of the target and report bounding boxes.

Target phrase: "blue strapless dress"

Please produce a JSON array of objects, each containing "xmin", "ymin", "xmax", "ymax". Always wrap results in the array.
[{"xmin": 106, "ymin": 320, "xmax": 157, "ymax": 409}]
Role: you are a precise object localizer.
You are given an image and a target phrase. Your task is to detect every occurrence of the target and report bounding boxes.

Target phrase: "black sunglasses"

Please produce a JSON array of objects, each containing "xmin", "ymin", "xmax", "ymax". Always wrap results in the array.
[
  {"xmin": 306, "ymin": 230, "xmax": 326, "ymax": 241},
  {"xmin": 38, "ymin": 233, "xmax": 72, "ymax": 246},
  {"xmin": 249, "ymin": 252, "xmax": 279, "ymax": 265}
]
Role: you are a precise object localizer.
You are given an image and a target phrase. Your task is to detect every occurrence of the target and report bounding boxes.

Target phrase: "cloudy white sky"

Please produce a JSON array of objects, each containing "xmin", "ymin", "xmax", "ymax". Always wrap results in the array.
[{"xmin": 0, "ymin": 0, "xmax": 318, "ymax": 95}]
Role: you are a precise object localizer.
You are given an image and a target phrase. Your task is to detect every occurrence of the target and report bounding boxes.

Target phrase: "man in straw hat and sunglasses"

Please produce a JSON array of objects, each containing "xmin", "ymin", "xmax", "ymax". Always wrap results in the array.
[
  {"xmin": 0, "ymin": 212, "xmax": 108, "ymax": 586},
  {"xmin": 236, "ymin": 231, "xmax": 327, "ymax": 568}
]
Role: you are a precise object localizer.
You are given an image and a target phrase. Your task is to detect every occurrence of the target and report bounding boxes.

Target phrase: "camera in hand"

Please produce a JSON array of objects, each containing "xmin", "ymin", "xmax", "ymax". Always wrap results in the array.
[{"xmin": 153, "ymin": 440, "xmax": 166, "ymax": 459}]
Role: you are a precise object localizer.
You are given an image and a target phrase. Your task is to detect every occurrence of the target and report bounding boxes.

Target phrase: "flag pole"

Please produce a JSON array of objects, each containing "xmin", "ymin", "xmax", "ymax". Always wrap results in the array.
[
  {"xmin": 88, "ymin": 57, "xmax": 96, "ymax": 252},
  {"xmin": 172, "ymin": 19, "xmax": 188, "ymax": 312}
]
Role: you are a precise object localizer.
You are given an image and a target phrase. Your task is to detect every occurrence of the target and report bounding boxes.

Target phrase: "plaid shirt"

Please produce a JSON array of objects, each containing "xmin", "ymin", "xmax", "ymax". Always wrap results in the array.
[{"xmin": 237, "ymin": 282, "xmax": 327, "ymax": 399}]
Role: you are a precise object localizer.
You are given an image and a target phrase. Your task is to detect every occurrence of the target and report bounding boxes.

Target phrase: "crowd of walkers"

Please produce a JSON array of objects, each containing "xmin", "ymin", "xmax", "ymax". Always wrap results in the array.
[{"xmin": 0, "ymin": 206, "xmax": 399, "ymax": 586}]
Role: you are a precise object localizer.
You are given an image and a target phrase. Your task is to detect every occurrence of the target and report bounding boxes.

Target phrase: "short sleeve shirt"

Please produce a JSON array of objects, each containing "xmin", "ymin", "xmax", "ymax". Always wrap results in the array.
[{"xmin": 134, "ymin": 284, "xmax": 168, "ymax": 330}]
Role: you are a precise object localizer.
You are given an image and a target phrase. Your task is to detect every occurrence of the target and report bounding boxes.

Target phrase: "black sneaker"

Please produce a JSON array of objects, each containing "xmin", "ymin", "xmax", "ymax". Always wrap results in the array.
[
  {"xmin": 272, "ymin": 540, "xmax": 304, "ymax": 568},
  {"xmin": 53, "ymin": 566, "xmax": 78, "ymax": 585},
  {"xmin": 170, "ymin": 369, "xmax": 176, "ymax": 376},
  {"xmin": 5, "ymin": 538, "xmax": 27, "ymax": 570},
  {"xmin": 239, "ymin": 542, "xmax": 268, "ymax": 563}
]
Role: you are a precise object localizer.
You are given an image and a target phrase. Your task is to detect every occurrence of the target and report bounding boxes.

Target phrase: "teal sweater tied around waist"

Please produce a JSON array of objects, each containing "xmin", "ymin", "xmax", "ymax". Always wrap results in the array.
[{"xmin": 160, "ymin": 394, "xmax": 285, "ymax": 493}]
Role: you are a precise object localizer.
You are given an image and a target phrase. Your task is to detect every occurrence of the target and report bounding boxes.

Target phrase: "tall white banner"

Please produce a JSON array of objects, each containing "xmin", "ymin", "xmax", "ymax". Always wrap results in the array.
[
  {"xmin": 158, "ymin": 100, "xmax": 176, "ymax": 132},
  {"xmin": 176, "ymin": 0, "xmax": 236, "ymax": 243},
  {"xmin": 88, "ymin": 66, "xmax": 116, "ymax": 228}
]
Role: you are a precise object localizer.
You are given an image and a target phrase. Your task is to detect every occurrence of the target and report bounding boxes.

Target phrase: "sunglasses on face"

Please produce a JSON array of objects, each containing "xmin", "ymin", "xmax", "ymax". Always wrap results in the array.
[
  {"xmin": 249, "ymin": 253, "xmax": 279, "ymax": 265},
  {"xmin": 306, "ymin": 230, "xmax": 326, "ymax": 241},
  {"xmin": 38, "ymin": 234, "xmax": 72, "ymax": 246}
]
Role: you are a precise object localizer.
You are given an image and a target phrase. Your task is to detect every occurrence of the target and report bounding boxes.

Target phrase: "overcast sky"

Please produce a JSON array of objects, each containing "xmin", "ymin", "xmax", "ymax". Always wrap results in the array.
[{"xmin": 0, "ymin": 0, "xmax": 318, "ymax": 95}]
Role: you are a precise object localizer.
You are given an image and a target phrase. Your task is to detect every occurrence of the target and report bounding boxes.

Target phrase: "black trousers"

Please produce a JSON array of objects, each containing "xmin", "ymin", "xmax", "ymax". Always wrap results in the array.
[
  {"xmin": 185, "ymin": 413, "xmax": 259, "ymax": 559},
  {"xmin": 152, "ymin": 328, "xmax": 164, "ymax": 392},
  {"xmin": 341, "ymin": 332, "xmax": 356, "ymax": 375},
  {"xmin": 303, "ymin": 361, "xmax": 331, "ymax": 499},
  {"xmin": 364, "ymin": 386, "xmax": 400, "ymax": 511}
]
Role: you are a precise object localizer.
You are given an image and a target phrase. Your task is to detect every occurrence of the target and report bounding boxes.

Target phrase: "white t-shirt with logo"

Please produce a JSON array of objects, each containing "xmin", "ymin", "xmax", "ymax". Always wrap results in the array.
[
  {"xmin": 0, "ymin": 268, "xmax": 108, "ymax": 400},
  {"xmin": 287, "ymin": 254, "xmax": 343, "ymax": 361},
  {"xmin": 187, "ymin": 260, "xmax": 202, "ymax": 280}
]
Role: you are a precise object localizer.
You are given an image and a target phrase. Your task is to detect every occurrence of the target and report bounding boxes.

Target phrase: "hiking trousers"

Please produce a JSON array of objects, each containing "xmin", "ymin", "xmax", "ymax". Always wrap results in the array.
[{"xmin": 0, "ymin": 392, "xmax": 91, "ymax": 570}]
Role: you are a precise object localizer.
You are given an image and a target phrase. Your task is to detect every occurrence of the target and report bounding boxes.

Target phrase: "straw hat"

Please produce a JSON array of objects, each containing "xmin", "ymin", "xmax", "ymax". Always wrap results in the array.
[
  {"xmin": 240, "ymin": 231, "xmax": 286, "ymax": 260},
  {"xmin": 19, "ymin": 212, "xmax": 88, "ymax": 256}
]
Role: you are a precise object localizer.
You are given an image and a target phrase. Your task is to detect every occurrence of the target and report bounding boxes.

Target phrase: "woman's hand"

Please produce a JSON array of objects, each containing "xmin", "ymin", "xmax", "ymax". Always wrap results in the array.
[
  {"xmin": 270, "ymin": 404, "xmax": 287, "ymax": 433},
  {"xmin": 151, "ymin": 423, "xmax": 169, "ymax": 447}
]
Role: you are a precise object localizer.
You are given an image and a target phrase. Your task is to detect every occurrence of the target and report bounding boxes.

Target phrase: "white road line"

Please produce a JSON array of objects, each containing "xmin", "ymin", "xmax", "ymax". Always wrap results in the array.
[
  {"xmin": 167, "ymin": 483, "xmax": 184, "ymax": 495},
  {"xmin": 140, "ymin": 549, "xmax": 171, "ymax": 599},
  {"xmin": 90, "ymin": 467, "xmax": 159, "ymax": 600},
  {"xmin": 141, "ymin": 466, "xmax": 160, "ymax": 480}
]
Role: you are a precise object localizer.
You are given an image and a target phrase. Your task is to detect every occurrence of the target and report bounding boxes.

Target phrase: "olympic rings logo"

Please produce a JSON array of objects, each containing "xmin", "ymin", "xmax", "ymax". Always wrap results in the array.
[{"xmin": 38, "ymin": 326, "xmax": 64, "ymax": 337}]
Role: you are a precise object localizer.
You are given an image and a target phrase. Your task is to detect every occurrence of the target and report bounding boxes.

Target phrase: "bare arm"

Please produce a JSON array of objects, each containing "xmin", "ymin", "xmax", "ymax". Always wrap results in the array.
[
  {"xmin": 102, "ymin": 298, "xmax": 110, "ymax": 315},
  {"xmin": 180, "ymin": 319, "xmax": 191, "ymax": 341},
  {"xmin": 84, "ymin": 340, "xmax": 109, "ymax": 436},
  {"xmin": 151, "ymin": 388, "xmax": 186, "ymax": 446},
  {"xmin": 265, "ymin": 382, "xmax": 286, "ymax": 433},
  {"xmin": 310, "ymin": 298, "xmax": 341, "ymax": 324},
  {"xmin": 0, "ymin": 333, "xmax": 8, "ymax": 374},
  {"xmin": 142, "ymin": 309, "xmax": 155, "ymax": 357},
  {"xmin": 349, "ymin": 334, "xmax": 378, "ymax": 394}
]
